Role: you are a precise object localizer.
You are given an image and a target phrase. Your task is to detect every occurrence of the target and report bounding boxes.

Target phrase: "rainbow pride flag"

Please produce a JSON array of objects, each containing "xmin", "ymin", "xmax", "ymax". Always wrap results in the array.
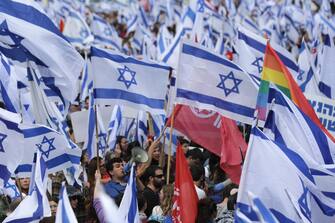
[{"xmin": 256, "ymin": 42, "xmax": 335, "ymax": 142}]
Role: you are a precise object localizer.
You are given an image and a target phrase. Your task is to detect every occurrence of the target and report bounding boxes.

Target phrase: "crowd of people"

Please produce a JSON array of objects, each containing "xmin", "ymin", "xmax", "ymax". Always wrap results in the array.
[{"xmin": 0, "ymin": 0, "xmax": 334, "ymax": 222}]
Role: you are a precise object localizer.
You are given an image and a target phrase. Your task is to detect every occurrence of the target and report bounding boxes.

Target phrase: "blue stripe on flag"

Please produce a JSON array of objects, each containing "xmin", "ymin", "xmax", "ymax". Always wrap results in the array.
[
  {"xmin": 0, "ymin": 0, "xmax": 67, "ymax": 42},
  {"xmin": 22, "ymin": 127, "xmax": 53, "ymax": 138},
  {"xmin": 176, "ymin": 88, "xmax": 255, "ymax": 117},
  {"xmin": 94, "ymin": 89, "xmax": 165, "ymax": 109},
  {"xmin": 237, "ymin": 31, "xmax": 299, "ymax": 72},
  {"xmin": 91, "ymin": 47, "xmax": 170, "ymax": 71},
  {"xmin": 182, "ymin": 43, "xmax": 242, "ymax": 71}
]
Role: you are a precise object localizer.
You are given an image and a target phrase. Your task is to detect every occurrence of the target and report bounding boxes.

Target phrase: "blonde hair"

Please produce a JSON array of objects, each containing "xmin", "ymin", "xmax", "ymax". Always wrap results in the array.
[{"xmin": 160, "ymin": 184, "xmax": 174, "ymax": 216}]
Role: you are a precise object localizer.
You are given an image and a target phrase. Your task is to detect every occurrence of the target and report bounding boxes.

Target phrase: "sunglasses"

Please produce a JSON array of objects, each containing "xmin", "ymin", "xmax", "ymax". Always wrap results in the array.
[{"xmin": 154, "ymin": 174, "xmax": 164, "ymax": 179}]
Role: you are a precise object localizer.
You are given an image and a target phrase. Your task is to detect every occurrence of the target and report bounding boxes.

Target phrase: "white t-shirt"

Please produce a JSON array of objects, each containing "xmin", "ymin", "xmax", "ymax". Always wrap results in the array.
[{"xmin": 195, "ymin": 185, "xmax": 206, "ymax": 200}]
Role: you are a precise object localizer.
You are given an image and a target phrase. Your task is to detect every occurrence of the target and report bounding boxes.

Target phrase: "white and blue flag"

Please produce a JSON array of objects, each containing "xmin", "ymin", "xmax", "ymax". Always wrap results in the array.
[
  {"xmin": 235, "ymin": 26, "xmax": 299, "ymax": 80},
  {"xmin": 0, "ymin": 0, "xmax": 85, "ymax": 105},
  {"xmin": 0, "ymin": 108, "xmax": 23, "ymax": 188},
  {"xmin": 59, "ymin": 4, "xmax": 93, "ymax": 47},
  {"xmin": 91, "ymin": 14, "xmax": 121, "ymax": 51},
  {"xmin": 107, "ymin": 105, "xmax": 123, "ymax": 150},
  {"xmin": 91, "ymin": 46, "xmax": 170, "ymax": 115},
  {"xmin": 263, "ymin": 87, "xmax": 335, "ymax": 165},
  {"xmin": 118, "ymin": 163, "xmax": 140, "ymax": 223},
  {"xmin": 4, "ymin": 150, "xmax": 51, "ymax": 223},
  {"xmin": 0, "ymin": 53, "xmax": 20, "ymax": 113},
  {"xmin": 176, "ymin": 40, "xmax": 258, "ymax": 125},
  {"xmin": 1, "ymin": 178, "xmax": 21, "ymax": 201},
  {"xmin": 237, "ymin": 127, "xmax": 335, "ymax": 223},
  {"xmin": 55, "ymin": 182, "xmax": 78, "ymax": 223},
  {"xmin": 136, "ymin": 111, "xmax": 148, "ymax": 147},
  {"xmin": 15, "ymin": 123, "xmax": 81, "ymax": 177}
]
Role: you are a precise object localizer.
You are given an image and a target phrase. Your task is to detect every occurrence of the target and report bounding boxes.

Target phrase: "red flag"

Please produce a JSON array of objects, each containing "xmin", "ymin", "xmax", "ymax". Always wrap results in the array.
[
  {"xmin": 167, "ymin": 105, "xmax": 247, "ymax": 184},
  {"xmin": 168, "ymin": 104, "xmax": 222, "ymax": 156},
  {"xmin": 172, "ymin": 145, "xmax": 198, "ymax": 223},
  {"xmin": 220, "ymin": 116, "xmax": 247, "ymax": 184}
]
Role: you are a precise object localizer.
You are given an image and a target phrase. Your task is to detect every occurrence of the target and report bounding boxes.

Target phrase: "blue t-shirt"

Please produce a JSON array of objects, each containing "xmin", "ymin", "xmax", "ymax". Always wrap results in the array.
[{"xmin": 104, "ymin": 181, "xmax": 126, "ymax": 199}]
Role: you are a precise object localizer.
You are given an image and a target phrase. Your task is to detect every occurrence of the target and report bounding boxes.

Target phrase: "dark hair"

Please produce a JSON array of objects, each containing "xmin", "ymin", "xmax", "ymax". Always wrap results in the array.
[
  {"xmin": 222, "ymin": 184, "xmax": 238, "ymax": 200},
  {"xmin": 186, "ymin": 148, "xmax": 204, "ymax": 165},
  {"xmin": 105, "ymin": 157, "xmax": 123, "ymax": 172},
  {"xmin": 142, "ymin": 165, "xmax": 162, "ymax": 184},
  {"xmin": 189, "ymin": 162, "xmax": 205, "ymax": 182},
  {"xmin": 196, "ymin": 198, "xmax": 217, "ymax": 223}
]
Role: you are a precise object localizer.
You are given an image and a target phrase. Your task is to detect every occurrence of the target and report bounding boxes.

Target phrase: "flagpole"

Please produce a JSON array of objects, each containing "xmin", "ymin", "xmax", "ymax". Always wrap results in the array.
[
  {"xmin": 15, "ymin": 176, "xmax": 24, "ymax": 201},
  {"xmin": 166, "ymin": 106, "xmax": 175, "ymax": 185},
  {"xmin": 159, "ymin": 133, "xmax": 166, "ymax": 168},
  {"xmin": 94, "ymin": 104, "xmax": 100, "ymax": 172}
]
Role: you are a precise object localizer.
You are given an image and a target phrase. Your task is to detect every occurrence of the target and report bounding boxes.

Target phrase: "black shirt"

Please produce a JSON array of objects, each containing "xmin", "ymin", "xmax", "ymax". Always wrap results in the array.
[{"xmin": 143, "ymin": 186, "xmax": 160, "ymax": 217}]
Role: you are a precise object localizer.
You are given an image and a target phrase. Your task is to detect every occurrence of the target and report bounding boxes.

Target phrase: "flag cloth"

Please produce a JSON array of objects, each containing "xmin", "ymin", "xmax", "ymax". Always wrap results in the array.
[
  {"xmin": 4, "ymin": 150, "xmax": 51, "ymax": 223},
  {"xmin": 175, "ymin": 39, "xmax": 258, "ymax": 125},
  {"xmin": 237, "ymin": 127, "xmax": 335, "ymax": 223},
  {"xmin": 167, "ymin": 104, "xmax": 247, "ymax": 183},
  {"xmin": 16, "ymin": 123, "xmax": 81, "ymax": 177},
  {"xmin": 118, "ymin": 163, "xmax": 140, "ymax": 223},
  {"xmin": 136, "ymin": 111, "xmax": 148, "ymax": 147},
  {"xmin": 55, "ymin": 183, "xmax": 78, "ymax": 223},
  {"xmin": 108, "ymin": 105, "xmax": 123, "ymax": 150},
  {"xmin": 91, "ymin": 46, "xmax": 170, "ymax": 115},
  {"xmin": 168, "ymin": 104, "xmax": 222, "ymax": 156},
  {"xmin": 263, "ymin": 87, "xmax": 335, "ymax": 165},
  {"xmin": 247, "ymin": 192, "xmax": 279, "ymax": 223},
  {"xmin": 0, "ymin": 0, "xmax": 84, "ymax": 105},
  {"xmin": 0, "ymin": 108, "xmax": 23, "ymax": 188},
  {"xmin": 172, "ymin": 144, "xmax": 198, "ymax": 223},
  {"xmin": 256, "ymin": 42, "xmax": 335, "ymax": 142},
  {"xmin": 220, "ymin": 116, "xmax": 247, "ymax": 184}
]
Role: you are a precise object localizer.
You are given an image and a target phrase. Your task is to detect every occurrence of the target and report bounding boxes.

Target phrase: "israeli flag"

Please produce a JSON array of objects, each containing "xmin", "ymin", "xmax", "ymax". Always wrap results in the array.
[
  {"xmin": 126, "ymin": 15, "xmax": 138, "ymax": 34},
  {"xmin": 0, "ymin": 108, "xmax": 23, "ymax": 188},
  {"xmin": 4, "ymin": 150, "xmax": 51, "ymax": 223},
  {"xmin": 15, "ymin": 123, "xmax": 81, "ymax": 177},
  {"xmin": 60, "ymin": 4, "xmax": 94, "ymax": 47},
  {"xmin": 318, "ymin": 34, "xmax": 335, "ymax": 99},
  {"xmin": 55, "ymin": 182, "xmax": 78, "ymax": 223},
  {"xmin": 247, "ymin": 192, "xmax": 279, "ymax": 223},
  {"xmin": 85, "ymin": 92, "xmax": 107, "ymax": 160},
  {"xmin": 2, "ymin": 178, "xmax": 21, "ymax": 201},
  {"xmin": 0, "ymin": 0, "xmax": 84, "ymax": 105},
  {"xmin": 107, "ymin": 105, "xmax": 122, "ymax": 150},
  {"xmin": 118, "ymin": 163, "xmax": 140, "ymax": 223},
  {"xmin": 0, "ymin": 53, "xmax": 20, "ymax": 113},
  {"xmin": 160, "ymin": 6, "xmax": 196, "ymax": 69},
  {"xmin": 91, "ymin": 46, "xmax": 170, "ymax": 115},
  {"xmin": 176, "ymin": 40, "xmax": 258, "ymax": 125},
  {"xmin": 120, "ymin": 117, "xmax": 137, "ymax": 141},
  {"xmin": 238, "ymin": 128, "xmax": 335, "ymax": 223},
  {"xmin": 263, "ymin": 87, "xmax": 335, "ymax": 165},
  {"xmin": 136, "ymin": 111, "xmax": 148, "ymax": 147},
  {"xmin": 235, "ymin": 26, "xmax": 299, "ymax": 79},
  {"xmin": 151, "ymin": 114, "xmax": 165, "ymax": 139},
  {"xmin": 91, "ymin": 14, "xmax": 121, "ymax": 51}
]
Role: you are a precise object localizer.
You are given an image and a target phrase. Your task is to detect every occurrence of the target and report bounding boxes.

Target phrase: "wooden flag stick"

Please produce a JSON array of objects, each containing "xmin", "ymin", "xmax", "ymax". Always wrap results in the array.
[
  {"xmin": 94, "ymin": 104, "xmax": 100, "ymax": 172},
  {"xmin": 166, "ymin": 106, "xmax": 175, "ymax": 185}
]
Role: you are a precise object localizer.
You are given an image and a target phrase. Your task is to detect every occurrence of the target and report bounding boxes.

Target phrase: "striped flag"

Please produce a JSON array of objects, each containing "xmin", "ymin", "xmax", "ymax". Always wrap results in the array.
[
  {"xmin": 256, "ymin": 42, "xmax": 335, "ymax": 142},
  {"xmin": 107, "ymin": 105, "xmax": 122, "ymax": 150},
  {"xmin": 55, "ymin": 183, "xmax": 78, "ymax": 223}
]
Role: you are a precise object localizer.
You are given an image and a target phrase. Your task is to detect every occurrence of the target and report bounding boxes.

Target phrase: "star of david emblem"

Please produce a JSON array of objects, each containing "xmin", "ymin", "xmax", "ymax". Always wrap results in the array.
[
  {"xmin": 97, "ymin": 132, "xmax": 107, "ymax": 154},
  {"xmin": 217, "ymin": 71, "xmax": 243, "ymax": 97},
  {"xmin": 80, "ymin": 28, "xmax": 89, "ymax": 38},
  {"xmin": 0, "ymin": 20, "xmax": 23, "ymax": 47},
  {"xmin": 4, "ymin": 182, "xmax": 20, "ymax": 198},
  {"xmin": 36, "ymin": 136, "xmax": 56, "ymax": 159},
  {"xmin": 104, "ymin": 27, "xmax": 113, "ymax": 36},
  {"xmin": 297, "ymin": 69, "xmax": 305, "ymax": 80},
  {"xmin": 197, "ymin": 0, "xmax": 205, "ymax": 12},
  {"xmin": 251, "ymin": 57, "xmax": 264, "ymax": 74},
  {"xmin": 0, "ymin": 133, "xmax": 7, "ymax": 153},
  {"xmin": 117, "ymin": 65, "xmax": 137, "ymax": 89}
]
